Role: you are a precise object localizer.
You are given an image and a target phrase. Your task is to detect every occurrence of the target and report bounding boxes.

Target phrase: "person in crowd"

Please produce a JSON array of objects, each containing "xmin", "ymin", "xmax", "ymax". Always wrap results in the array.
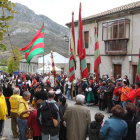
[
  {"xmin": 53, "ymin": 79, "xmax": 61, "ymax": 102},
  {"xmin": 3, "ymin": 79, "xmax": 13, "ymax": 118},
  {"xmin": 112, "ymin": 82, "xmax": 121, "ymax": 106},
  {"xmin": 31, "ymin": 77, "xmax": 37, "ymax": 87},
  {"xmin": 102, "ymin": 76, "xmax": 107, "ymax": 82},
  {"xmin": 17, "ymin": 91, "xmax": 35, "ymax": 140},
  {"xmin": 123, "ymin": 102, "xmax": 140, "ymax": 140},
  {"xmin": 76, "ymin": 78, "xmax": 82, "ymax": 94},
  {"xmin": 9, "ymin": 87, "xmax": 22, "ymax": 138},
  {"xmin": 31, "ymin": 84, "xmax": 41, "ymax": 108},
  {"xmin": 124, "ymin": 84, "xmax": 136, "ymax": 104},
  {"xmin": 82, "ymin": 78, "xmax": 88, "ymax": 97},
  {"xmin": 0, "ymin": 86, "xmax": 7, "ymax": 138},
  {"xmin": 65, "ymin": 76, "xmax": 69, "ymax": 95},
  {"xmin": 35, "ymin": 84, "xmax": 47, "ymax": 102},
  {"xmin": 58, "ymin": 96, "xmax": 67, "ymax": 140},
  {"xmin": 60, "ymin": 76, "xmax": 64, "ymax": 94},
  {"xmin": 100, "ymin": 105, "xmax": 128, "ymax": 140},
  {"xmin": 104, "ymin": 80, "xmax": 115, "ymax": 113},
  {"xmin": 86, "ymin": 80, "xmax": 95, "ymax": 106},
  {"xmin": 37, "ymin": 91, "xmax": 62, "ymax": 140},
  {"xmin": 110, "ymin": 76, "xmax": 115, "ymax": 85},
  {"xmin": 116, "ymin": 74, "xmax": 121, "ymax": 83},
  {"xmin": 97, "ymin": 81, "xmax": 107, "ymax": 111},
  {"xmin": 88, "ymin": 112, "xmax": 104, "ymax": 140},
  {"xmin": 123, "ymin": 75, "xmax": 129, "ymax": 86},
  {"xmin": 135, "ymin": 82, "xmax": 140, "ymax": 117},
  {"xmin": 120, "ymin": 81, "xmax": 130, "ymax": 113},
  {"xmin": 28, "ymin": 99, "xmax": 43, "ymax": 140},
  {"xmin": 63, "ymin": 94, "xmax": 91, "ymax": 140},
  {"xmin": 67, "ymin": 79, "xmax": 72, "ymax": 100}
]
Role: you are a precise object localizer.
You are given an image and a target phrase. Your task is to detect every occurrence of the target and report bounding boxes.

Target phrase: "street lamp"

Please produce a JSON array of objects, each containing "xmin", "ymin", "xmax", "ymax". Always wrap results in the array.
[{"xmin": 64, "ymin": 35, "xmax": 69, "ymax": 43}]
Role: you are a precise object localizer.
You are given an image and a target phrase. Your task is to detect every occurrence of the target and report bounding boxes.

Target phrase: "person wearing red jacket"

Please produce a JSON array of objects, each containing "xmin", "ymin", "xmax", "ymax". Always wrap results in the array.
[
  {"xmin": 112, "ymin": 82, "xmax": 121, "ymax": 106},
  {"xmin": 124, "ymin": 84, "xmax": 136, "ymax": 104},
  {"xmin": 28, "ymin": 99, "xmax": 43, "ymax": 140}
]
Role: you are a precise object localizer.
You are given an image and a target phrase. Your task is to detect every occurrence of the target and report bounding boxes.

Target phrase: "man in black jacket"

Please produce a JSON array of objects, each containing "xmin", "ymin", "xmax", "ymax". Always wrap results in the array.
[
  {"xmin": 35, "ymin": 84, "xmax": 47, "ymax": 102},
  {"xmin": 37, "ymin": 91, "xmax": 62, "ymax": 140},
  {"xmin": 104, "ymin": 80, "xmax": 115, "ymax": 113}
]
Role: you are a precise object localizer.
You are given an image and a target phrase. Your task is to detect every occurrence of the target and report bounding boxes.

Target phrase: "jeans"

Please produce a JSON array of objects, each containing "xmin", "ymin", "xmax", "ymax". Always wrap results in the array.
[
  {"xmin": 0, "ymin": 120, "xmax": 4, "ymax": 135},
  {"xmin": 17, "ymin": 117, "xmax": 28, "ymax": 140},
  {"xmin": 67, "ymin": 89, "xmax": 72, "ymax": 99},
  {"xmin": 121, "ymin": 101, "xmax": 126, "ymax": 113},
  {"xmin": 42, "ymin": 133, "xmax": 58, "ymax": 140}
]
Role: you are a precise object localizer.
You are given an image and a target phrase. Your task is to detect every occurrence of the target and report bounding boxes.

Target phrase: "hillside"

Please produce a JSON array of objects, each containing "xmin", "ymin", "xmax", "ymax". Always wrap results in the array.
[{"xmin": 1, "ymin": 3, "xmax": 69, "ymax": 60}]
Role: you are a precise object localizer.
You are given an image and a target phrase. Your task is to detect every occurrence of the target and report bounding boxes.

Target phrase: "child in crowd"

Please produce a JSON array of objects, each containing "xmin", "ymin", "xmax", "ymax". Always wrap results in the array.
[{"xmin": 88, "ymin": 112, "xmax": 104, "ymax": 140}]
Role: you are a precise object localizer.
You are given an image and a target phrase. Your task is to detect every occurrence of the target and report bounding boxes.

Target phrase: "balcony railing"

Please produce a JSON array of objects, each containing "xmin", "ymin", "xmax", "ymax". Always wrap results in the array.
[{"xmin": 105, "ymin": 39, "xmax": 128, "ymax": 55}]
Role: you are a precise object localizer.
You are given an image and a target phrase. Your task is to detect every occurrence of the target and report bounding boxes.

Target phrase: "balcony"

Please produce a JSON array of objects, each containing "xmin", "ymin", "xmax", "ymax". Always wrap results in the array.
[{"xmin": 105, "ymin": 40, "xmax": 128, "ymax": 55}]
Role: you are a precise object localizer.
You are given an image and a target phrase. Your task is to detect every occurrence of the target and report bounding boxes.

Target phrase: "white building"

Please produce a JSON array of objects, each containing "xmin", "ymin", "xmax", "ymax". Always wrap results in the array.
[
  {"xmin": 66, "ymin": 1, "xmax": 140, "ymax": 83},
  {"xmin": 19, "ymin": 55, "xmax": 41, "ymax": 74},
  {"xmin": 19, "ymin": 52, "xmax": 69, "ymax": 74}
]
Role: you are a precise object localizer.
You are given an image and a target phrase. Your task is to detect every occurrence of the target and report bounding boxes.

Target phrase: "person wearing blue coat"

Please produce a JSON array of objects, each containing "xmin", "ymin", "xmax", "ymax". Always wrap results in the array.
[{"xmin": 100, "ymin": 105, "xmax": 128, "ymax": 140}]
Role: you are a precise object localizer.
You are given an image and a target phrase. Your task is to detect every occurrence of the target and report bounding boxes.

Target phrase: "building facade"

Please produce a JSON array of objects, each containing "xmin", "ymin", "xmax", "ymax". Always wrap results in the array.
[
  {"xmin": 66, "ymin": 1, "xmax": 140, "ymax": 83},
  {"xmin": 19, "ymin": 55, "xmax": 39, "ymax": 74}
]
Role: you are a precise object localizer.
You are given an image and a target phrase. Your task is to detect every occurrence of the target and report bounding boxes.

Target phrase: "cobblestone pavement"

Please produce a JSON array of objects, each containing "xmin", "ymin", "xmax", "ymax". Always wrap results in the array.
[{"xmin": 2, "ymin": 99, "xmax": 110, "ymax": 140}]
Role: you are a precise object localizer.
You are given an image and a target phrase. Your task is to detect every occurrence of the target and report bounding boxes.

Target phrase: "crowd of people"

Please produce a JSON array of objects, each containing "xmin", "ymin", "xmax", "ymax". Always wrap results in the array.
[{"xmin": 0, "ymin": 71, "xmax": 140, "ymax": 140}]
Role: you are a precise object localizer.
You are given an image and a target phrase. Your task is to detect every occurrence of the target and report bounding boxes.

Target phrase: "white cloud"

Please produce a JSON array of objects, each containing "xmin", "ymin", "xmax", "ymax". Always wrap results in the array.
[{"xmin": 11, "ymin": 0, "xmax": 136, "ymax": 26}]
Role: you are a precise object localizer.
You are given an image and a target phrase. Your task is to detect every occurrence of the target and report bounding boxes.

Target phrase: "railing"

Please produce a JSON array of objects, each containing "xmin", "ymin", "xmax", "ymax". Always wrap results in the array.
[{"xmin": 105, "ymin": 39, "xmax": 128, "ymax": 55}]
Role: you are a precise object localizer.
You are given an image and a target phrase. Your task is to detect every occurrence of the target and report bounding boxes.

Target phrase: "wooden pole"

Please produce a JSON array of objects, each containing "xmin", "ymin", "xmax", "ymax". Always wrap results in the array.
[
  {"xmin": 43, "ymin": 53, "xmax": 44, "ymax": 75},
  {"xmin": 72, "ymin": 81, "xmax": 73, "ymax": 100}
]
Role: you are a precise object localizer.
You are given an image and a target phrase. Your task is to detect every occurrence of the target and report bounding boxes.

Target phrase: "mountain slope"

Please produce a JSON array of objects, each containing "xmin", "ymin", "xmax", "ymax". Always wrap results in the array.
[{"xmin": 1, "ymin": 3, "xmax": 69, "ymax": 60}]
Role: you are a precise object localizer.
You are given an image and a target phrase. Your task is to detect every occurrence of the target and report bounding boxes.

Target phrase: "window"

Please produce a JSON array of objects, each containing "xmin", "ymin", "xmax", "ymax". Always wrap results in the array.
[
  {"xmin": 102, "ymin": 19, "xmax": 130, "ymax": 40},
  {"xmin": 84, "ymin": 31, "xmax": 89, "ymax": 48}
]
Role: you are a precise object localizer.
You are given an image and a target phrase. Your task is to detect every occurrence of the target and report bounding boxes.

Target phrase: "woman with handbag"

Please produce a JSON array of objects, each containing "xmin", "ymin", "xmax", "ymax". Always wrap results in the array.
[
  {"xmin": 28, "ymin": 99, "xmax": 43, "ymax": 140},
  {"xmin": 112, "ymin": 82, "xmax": 121, "ymax": 106}
]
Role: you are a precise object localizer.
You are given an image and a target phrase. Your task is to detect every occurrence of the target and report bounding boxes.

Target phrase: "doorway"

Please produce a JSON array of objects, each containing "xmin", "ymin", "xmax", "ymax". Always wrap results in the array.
[{"xmin": 114, "ymin": 64, "xmax": 122, "ymax": 79}]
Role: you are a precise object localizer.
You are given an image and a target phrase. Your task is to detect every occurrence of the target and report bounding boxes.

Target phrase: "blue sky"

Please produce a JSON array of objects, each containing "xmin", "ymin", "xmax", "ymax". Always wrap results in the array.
[{"xmin": 11, "ymin": 0, "xmax": 136, "ymax": 26}]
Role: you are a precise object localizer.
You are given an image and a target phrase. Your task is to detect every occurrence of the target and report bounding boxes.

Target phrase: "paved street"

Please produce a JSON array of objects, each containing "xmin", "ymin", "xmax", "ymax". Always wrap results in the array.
[{"xmin": 2, "ymin": 99, "xmax": 110, "ymax": 140}]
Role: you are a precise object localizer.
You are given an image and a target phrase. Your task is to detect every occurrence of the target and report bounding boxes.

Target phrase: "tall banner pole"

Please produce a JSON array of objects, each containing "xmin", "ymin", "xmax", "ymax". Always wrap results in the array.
[
  {"xmin": 72, "ymin": 81, "xmax": 73, "ymax": 100},
  {"xmin": 43, "ymin": 53, "xmax": 44, "ymax": 75}
]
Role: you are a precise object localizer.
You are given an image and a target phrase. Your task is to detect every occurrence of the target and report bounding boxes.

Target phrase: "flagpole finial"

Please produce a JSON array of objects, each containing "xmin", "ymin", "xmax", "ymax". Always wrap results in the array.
[{"xmin": 72, "ymin": 12, "xmax": 74, "ymax": 15}]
